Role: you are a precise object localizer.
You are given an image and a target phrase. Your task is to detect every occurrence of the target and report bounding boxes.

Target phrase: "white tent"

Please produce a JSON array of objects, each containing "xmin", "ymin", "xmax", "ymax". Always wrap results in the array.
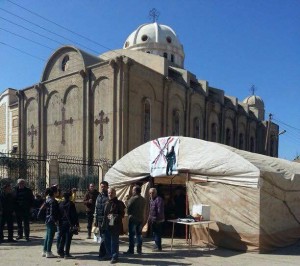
[{"xmin": 105, "ymin": 137, "xmax": 300, "ymax": 251}]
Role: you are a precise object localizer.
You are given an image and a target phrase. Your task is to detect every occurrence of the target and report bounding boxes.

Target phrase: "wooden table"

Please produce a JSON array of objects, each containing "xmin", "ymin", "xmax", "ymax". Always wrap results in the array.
[{"xmin": 168, "ymin": 219, "xmax": 215, "ymax": 251}]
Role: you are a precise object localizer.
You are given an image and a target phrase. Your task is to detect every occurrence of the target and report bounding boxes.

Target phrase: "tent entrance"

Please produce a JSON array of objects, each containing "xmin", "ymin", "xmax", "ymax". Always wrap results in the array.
[{"xmin": 153, "ymin": 182, "xmax": 187, "ymax": 238}]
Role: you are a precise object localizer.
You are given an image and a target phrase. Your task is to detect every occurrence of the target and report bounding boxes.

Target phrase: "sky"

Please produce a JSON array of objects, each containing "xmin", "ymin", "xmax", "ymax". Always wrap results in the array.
[{"xmin": 0, "ymin": 0, "xmax": 299, "ymax": 160}]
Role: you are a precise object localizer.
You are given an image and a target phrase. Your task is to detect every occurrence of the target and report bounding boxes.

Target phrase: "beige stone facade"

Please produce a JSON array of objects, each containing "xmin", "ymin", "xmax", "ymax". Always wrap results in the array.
[
  {"xmin": 3, "ymin": 22, "xmax": 279, "ymax": 162},
  {"xmin": 0, "ymin": 103, "xmax": 6, "ymax": 145},
  {"xmin": 0, "ymin": 89, "xmax": 18, "ymax": 153}
]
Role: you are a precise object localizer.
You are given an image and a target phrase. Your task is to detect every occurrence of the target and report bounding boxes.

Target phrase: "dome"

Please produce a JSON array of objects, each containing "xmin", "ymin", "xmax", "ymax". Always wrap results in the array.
[
  {"xmin": 123, "ymin": 22, "xmax": 185, "ymax": 68},
  {"xmin": 243, "ymin": 95, "xmax": 265, "ymax": 120},
  {"xmin": 243, "ymin": 95, "xmax": 265, "ymax": 109}
]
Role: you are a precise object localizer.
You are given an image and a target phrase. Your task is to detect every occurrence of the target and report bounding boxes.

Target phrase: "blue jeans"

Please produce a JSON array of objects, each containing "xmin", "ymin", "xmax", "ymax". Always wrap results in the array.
[
  {"xmin": 56, "ymin": 225, "xmax": 60, "ymax": 251},
  {"xmin": 57, "ymin": 223, "xmax": 73, "ymax": 256},
  {"xmin": 104, "ymin": 230, "xmax": 119, "ymax": 260},
  {"xmin": 128, "ymin": 221, "xmax": 143, "ymax": 251},
  {"xmin": 152, "ymin": 222, "xmax": 163, "ymax": 249},
  {"xmin": 99, "ymin": 231, "xmax": 106, "ymax": 257},
  {"xmin": 43, "ymin": 223, "xmax": 56, "ymax": 252}
]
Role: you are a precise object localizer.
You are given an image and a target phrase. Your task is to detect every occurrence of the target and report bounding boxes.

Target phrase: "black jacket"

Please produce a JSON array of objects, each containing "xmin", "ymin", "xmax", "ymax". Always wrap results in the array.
[
  {"xmin": 0, "ymin": 191, "xmax": 15, "ymax": 214},
  {"xmin": 94, "ymin": 191, "xmax": 108, "ymax": 224},
  {"xmin": 59, "ymin": 200, "xmax": 79, "ymax": 227},
  {"xmin": 102, "ymin": 197, "xmax": 125, "ymax": 235},
  {"xmin": 43, "ymin": 197, "xmax": 60, "ymax": 225},
  {"xmin": 14, "ymin": 186, "xmax": 34, "ymax": 212}
]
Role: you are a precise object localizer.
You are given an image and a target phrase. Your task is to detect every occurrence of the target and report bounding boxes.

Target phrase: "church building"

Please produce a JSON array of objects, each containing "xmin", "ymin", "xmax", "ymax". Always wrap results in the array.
[{"xmin": 1, "ymin": 21, "xmax": 279, "ymax": 163}]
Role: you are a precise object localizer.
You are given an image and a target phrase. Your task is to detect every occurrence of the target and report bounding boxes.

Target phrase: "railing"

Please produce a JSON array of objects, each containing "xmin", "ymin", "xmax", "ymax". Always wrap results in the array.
[
  {"xmin": 0, "ymin": 151, "xmax": 112, "ymax": 197},
  {"xmin": 0, "ymin": 154, "xmax": 47, "ymax": 195},
  {"xmin": 58, "ymin": 161, "xmax": 100, "ymax": 198}
]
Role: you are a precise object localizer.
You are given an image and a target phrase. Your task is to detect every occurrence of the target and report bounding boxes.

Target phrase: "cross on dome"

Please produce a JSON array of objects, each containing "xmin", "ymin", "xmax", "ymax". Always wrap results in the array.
[
  {"xmin": 250, "ymin": 84, "xmax": 257, "ymax": 95},
  {"xmin": 149, "ymin": 8, "xmax": 160, "ymax": 22}
]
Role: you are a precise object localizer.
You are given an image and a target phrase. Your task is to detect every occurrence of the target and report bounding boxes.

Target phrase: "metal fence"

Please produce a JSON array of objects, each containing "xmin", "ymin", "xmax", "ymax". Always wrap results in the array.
[
  {"xmin": 0, "ymin": 153, "xmax": 47, "ymax": 195},
  {"xmin": 0, "ymin": 152, "xmax": 112, "ymax": 198},
  {"xmin": 58, "ymin": 161, "xmax": 100, "ymax": 198},
  {"xmin": 47, "ymin": 154, "xmax": 113, "ymax": 198}
]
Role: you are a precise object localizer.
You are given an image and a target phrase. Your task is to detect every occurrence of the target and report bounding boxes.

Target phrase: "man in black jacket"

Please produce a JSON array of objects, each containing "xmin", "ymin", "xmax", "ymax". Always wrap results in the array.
[
  {"xmin": 102, "ymin": 188, "xmax": 125, "ymax": 264},
  {"xmin": 57, "ymin": 191, "xmax": 79, "ymax": 259},
  {"xmin": 14, "ymin": 178, "xmax": 34, "ymax": 241},
  {"xmin": 93, "ymin": 181, "xmax": 109, "ymax": 258},
  {"xmin": 0, "ymin": 183, "xmax": 16, "ymax": 243},
  {"xmin": 83, "ymin": 183, "xmax": 99, "ymax": 239}
]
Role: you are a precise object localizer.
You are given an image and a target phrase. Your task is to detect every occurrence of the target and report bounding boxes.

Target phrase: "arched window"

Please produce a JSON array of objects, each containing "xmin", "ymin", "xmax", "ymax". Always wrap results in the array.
[
  {"xmin": 143, "ymin": 100, "xmax": 151, "ymax": 143},
  {"xmin": 239, "ymin": 133, "xmax": 244, "ymax": 150},
  {"xmin": 211, "ymin": 123, "xmax": 217, "ymax": 142},
  {"xmin": 171, "ymin": 54, "xmax": 174, "ymax": 62},
  {"xmin": 163, "ymin": 52, "xmax": 168, "ymax": 59},
  {"xmin": 172, "ymin": 110, "xmax": 180, "ymax": 136},
  {"xmin": 250, "ymin": 137, "xmax": 255, "ymax": 152},
  {"xmin": 61, "ymin": 55, "xmax": 69, "ymax": 71},
  {"xmin": 193, "ymin": 118, "xmax": 201, "ymax": 139},
  {"xmin": 225, "ymin": 128, "xmax": 231, "ymax": 145}
]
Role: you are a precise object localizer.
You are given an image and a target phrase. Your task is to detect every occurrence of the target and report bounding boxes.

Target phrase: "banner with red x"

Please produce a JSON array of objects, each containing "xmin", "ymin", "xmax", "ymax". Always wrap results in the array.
[{"xmin": 150, "ymin": 136, "xmax": 179, "ymax": 177}]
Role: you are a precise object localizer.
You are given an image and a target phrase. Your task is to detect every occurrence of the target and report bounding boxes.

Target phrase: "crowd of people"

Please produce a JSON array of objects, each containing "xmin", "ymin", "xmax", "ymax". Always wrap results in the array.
[
  {"xmin": 0, "ymin": 178, "xmax": 171, "ymax": 265},
  {"xmin": 91, "ymin": 181, "xmax": 164, "ymax": 264}
]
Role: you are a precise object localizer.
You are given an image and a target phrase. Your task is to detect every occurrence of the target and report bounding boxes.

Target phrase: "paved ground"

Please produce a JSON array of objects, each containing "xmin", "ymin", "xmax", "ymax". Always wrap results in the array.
[{"xmin": 0, "ymin": 221, "xmax": 300, "ymax": 266}]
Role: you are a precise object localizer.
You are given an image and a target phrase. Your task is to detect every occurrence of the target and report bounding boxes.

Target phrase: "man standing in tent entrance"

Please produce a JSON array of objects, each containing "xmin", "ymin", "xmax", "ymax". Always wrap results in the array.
[
  {"xmin": 148, "ymin": 188, "xmax": 164, "ymax": 251},
  {"xmin": 166, "ymin": 146, "xmax": 176, "ymax": 176}
]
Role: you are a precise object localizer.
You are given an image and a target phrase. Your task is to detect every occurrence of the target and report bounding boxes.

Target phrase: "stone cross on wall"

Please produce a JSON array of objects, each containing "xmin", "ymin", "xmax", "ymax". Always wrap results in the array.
[
  {"xmin": 94, "ymin": 110, "xmax": 109, "ymax": 141},
  {"xmin": 27, "ymin": 124, "xmax": 37, "ymax": 149},
  {"xmin": 54, "ymin": 107, "xmax": 73, "ymax": 145}
]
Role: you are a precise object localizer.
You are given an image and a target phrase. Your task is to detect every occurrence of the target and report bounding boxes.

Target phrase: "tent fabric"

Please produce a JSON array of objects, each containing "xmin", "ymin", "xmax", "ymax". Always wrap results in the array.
[
  {"xmin": 104, "ymin": 137, "xmax": 300, "ymax": 251},
  {"xmin": 221, "ymin": 144, "xmax": 300, "ymax": 182},
  {"xmin": 106, "ymin": 137, "xmax": 261, "ymax": 188},
  {"xmin": 187, "ymin": 180, "xmax": 300, "ymax": 251},
  {"xmin": 187, "ymin": 181, "xmax": 260, "ymax": 251}
]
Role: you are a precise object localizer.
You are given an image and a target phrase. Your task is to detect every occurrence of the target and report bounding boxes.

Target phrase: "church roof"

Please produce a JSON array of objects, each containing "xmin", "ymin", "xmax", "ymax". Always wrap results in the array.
[
  {"xmin": 123, "ymin": 22, "xmax": 182, "ymax": 49},
  {"xmin": 243, "ymin": 95, "xmax": 265, "ymax": 109},
  {"xmin": 41, "ymin": 46, "xmax": 102, "ymax": 82},
  {"xmin": 123, "ymin": 22, "xmax": 185, "ymax": 68},
  {"xmin": 99, "ymin": 49, "xmax": 168, "ymax": 75},
  {"xmin": 78, "ymin": 48, "xmax": 103, "ymax": 66}
]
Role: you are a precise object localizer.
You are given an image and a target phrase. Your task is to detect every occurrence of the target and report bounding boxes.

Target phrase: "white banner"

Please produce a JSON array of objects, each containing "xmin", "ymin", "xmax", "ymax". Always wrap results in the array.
[{"xmin": 150, "ymin": 136, "xmax": 179, "ymax": 177}]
